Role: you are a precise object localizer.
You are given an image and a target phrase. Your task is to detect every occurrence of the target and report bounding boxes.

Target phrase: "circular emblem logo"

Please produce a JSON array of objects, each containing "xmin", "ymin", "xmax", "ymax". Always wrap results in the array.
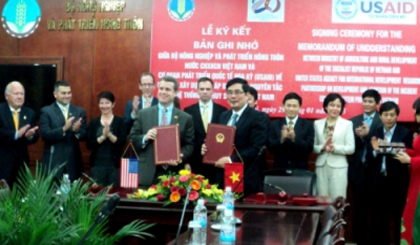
[
  {"xmin": 335, "ymin": 0, "xmax": 358, "ymax": 20},
  {"xmin": 168, "ymin": 0, "xmax": 195, "ymax": 22},
  {"xmin": 2, "ymin": 0, "xmax": 42, "ymax": 38}
]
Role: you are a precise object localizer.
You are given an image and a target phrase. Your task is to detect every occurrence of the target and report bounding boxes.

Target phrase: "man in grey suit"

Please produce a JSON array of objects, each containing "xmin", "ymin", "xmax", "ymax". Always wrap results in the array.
[
  {"xmin": 123, "ymin": 72, "xmax": 158, "ymax": 133},
  {"xmin": 349, "ymin": 89, "xmax": 382, "ymax": 245},
  {"xmin": 129, "ymin": 76, "xmax": 194, "ymax": 187},
  {"xmin": 40, "ymin": 80, "xmax": 87, "ymax": 181}
]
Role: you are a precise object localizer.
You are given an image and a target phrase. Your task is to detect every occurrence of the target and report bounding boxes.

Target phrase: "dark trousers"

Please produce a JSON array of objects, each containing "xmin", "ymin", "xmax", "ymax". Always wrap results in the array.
[
  {"xmin": 369, "ymin": 174, "xmax": 408, "ymax": 244},
  {"xmin": 350, "ymin": 165, "xmax": 370, "ymax": 245}
]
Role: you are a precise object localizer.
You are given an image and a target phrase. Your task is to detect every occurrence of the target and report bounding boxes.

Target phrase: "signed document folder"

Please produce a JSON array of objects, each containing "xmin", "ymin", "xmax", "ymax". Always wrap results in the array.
[
  {"xmin": 153, "ymin": 125, "xmax": 181, "ymax": 165},
  {"xmin": 203, "ymin": 124, "xmax": 236, "ymax": 164}
]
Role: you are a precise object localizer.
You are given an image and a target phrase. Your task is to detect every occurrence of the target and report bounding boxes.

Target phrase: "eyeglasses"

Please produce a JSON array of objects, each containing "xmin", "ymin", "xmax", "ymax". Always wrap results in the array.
[
  {"xmin": 227, "ymin": 90, "xmax": 244, "ymax": 96},
  {"xmin": 141, "ymin": 83, "xmax": 155, "ymax": 87}
]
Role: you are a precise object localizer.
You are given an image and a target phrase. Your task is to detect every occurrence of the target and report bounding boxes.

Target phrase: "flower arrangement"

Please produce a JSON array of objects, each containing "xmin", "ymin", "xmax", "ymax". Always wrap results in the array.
[{"xmin": 128, "ymin": 170, "xmax": 224, "ymax": 205}]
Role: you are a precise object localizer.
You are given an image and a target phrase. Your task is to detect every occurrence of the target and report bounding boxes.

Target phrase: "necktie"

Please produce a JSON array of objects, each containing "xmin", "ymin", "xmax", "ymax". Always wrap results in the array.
[
  {"xmin": 365, "ymin": 116, "xmax": 372, "ymax": 127},
  {"xmin": 62, "ymin": 107, "xmax": 68, "ymax": 121},
  {"xmin": 13, "ymin": 110, "xmax": 19, "ymax": 131},
  {"xmin": 231, "ymin": 114, "xmax": 238, "ymax": 127},
  {"xmin": 144, "ymin": 97, "xmax": 150, "ymax": 108},
  {"xmin": 202, "ymin": 104, "xmax": 208, "ymax": 132},
  {"xmin": 361, "ymin": 116, "xmax": 372, "ymax": 163},
  {"xmin": 161, "ymin": 108, "xmax": 168, "ymax": 126},
  {"xmin": 288, "ymin": 120, "xmax": 294, "ymax": 131},
  {"xmin": 380, "ymin": 131, "xmax": 392, "ymax": 175}
]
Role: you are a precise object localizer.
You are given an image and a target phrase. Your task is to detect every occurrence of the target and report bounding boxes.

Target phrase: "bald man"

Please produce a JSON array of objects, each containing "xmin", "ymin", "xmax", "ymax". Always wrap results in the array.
[{"xmin": 0, "ymin": 81, "xmax": 39, "ymax": 186}]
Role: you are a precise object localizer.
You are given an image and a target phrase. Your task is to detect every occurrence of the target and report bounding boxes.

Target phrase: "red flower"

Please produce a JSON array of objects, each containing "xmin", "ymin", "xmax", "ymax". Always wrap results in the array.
[
  {"xmin": 157, "ymin": 193, "xmax": 165, "ymax": 201},
  {"xmin": 169, "ymin": 176, "xmax": 176, "ymax": 183},
  {"xmin": 206, "ymin": 184, "xmax": 211, "ymax": 189},
  {"xmin": 197, "ymin": 177, "xmax": 204, "ymax": 182},
  {"xmin": 163, "ymin": 180, "xmax": 170, "ymax": 188},
  {"xmin": 170, "ymin": 186, "xmax": 178, "ymax": 192},
  {"xmin": 188, "ymin": 190, "xmax": 199, "ymax": 201},
  {"xmin": 190, "ymin": 173, "xmax": 196, "ymax": 178},
  {"xmin": 150, "ymin": 185, "xmax": 157, "ymax": 190},
  {"xmin": 178, "ymin": 188, "xmax": 187, "ymax": 196}
]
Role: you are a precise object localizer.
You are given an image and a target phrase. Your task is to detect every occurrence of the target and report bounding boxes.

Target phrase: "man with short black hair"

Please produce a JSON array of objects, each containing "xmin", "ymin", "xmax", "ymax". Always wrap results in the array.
[
  {"xmin": 268, "ymin": 92, "xmax": 314, "ymax": 172},
  {"xmin": 129, "ymin": 76, "xmax": 194, "ymax": 187},
  {"xmin": 40, "ymin": 80, "xmax": 87, "ymax": 181},
  {"xmin": 184, "ymin": 77, "xmax": 226, "ymax": 181},
  {"xmin": 123, "ymin": 72, "xmax": 158, "ymax": 132},
  {"xmin": 247, "ymin": 86, "xmax": 258, "ymax": 109},
  {"xmin": 202, "ymin": 78, "xmax": 268, "ymax": 194},
  {"xmin": 366, "ymin": 101, "xmax": 412, "ymax": 244},
  {"xmin": 0, "ymin": 81, "xmax": 39, "ymax": 186},
  {"xmin": 349, "ymin": 89, "xmax": 383, "ymax": 245}
]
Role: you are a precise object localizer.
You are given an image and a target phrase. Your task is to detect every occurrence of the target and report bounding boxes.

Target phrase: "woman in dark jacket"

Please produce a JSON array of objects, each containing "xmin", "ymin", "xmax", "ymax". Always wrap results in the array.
[{"xmin": 87, "ymin": 91, "xmax": 126, "ymax": 186}]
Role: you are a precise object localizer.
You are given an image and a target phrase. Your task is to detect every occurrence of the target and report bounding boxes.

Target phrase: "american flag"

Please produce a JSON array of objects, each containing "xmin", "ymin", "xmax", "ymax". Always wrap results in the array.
[{"xmin": 120, "ymin": 158, "xmax": 139, "ymax": 188}]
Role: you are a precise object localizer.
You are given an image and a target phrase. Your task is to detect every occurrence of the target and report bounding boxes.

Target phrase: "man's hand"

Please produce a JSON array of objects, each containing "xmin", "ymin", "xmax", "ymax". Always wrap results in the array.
[
  {"xmin": 355, "ymin": 122, "xmax": 369, "ymax": 138},
  {"xmin": 201, "ymin": 144, "xmax": 207, "ymax": 155},
  {"xmin": 62, "ymin": 117, "xmax": 75, "ymax": 132},
  {"xmin": 145, "ymin": 128, "xmax": 157, "ymax": 141},
  {"xmin": 371, "ymin": 136, "xmax": 382, "ymax": 151},
  {"xmin": 17, "ymin": 124, "xmax": 31, "ymax": 138},
  {"xmin": 215, "ymin": 156, "xmax": 230, "ymax": 168},
  {"xmin": 184, "ymin": 163, "xmax": 191, "ymax": 172},
  {"xmin": 25, "ymin": 126, "xmax": 38, "ymax": 139},
  {"xmin": 280, "ymin": 125, "xmax": 288, "ymax": 143},
  {"xmin": 72, "ymin": 118, "xmax": 82, "ymax": 133},
  {"xmin": 394, "ymin": 151, "xmax": 411, "ymax": 164},
  {"xmin": 132, "ymin": 96, "xmax": 140, "ymax": 116},
  {"xmin": 168, "ymin": 154, "xmax": 183, "ymax": 166}
]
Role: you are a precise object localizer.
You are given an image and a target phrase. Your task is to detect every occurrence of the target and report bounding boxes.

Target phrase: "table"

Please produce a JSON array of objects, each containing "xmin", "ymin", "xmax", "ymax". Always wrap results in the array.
[
  {"xmin": 169, "ymin": 210, "xmax": 320, "ymax": 245},
  {"xmin": 107, "ymin": 193, "xmax": 328, "ymax": 244}
]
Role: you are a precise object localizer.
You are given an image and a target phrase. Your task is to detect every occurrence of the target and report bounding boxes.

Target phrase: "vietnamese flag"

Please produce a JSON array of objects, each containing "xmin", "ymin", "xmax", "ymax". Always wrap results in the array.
[{"xmin": 224, "ymin": 162, "xmax": 244, "ymax": 193}]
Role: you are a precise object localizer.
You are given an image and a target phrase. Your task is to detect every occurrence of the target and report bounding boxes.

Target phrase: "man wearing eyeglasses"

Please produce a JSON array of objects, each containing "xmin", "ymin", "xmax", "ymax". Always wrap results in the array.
[
  {"xmin": 202, "ymin": 78, "xmax": 268, "ymax": 194},
  {"xmin": 123, "ymin": 72, "xmax": 158, "ymax": 132}
]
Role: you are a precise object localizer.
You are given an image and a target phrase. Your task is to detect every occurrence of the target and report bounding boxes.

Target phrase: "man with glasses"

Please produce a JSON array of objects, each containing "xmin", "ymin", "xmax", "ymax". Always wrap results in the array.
[
  {"xmin": 202, "ymin": 78, "xmax": 268, "ymax": 194},
  {"xmin": 123, "ymin": 72, "xmax": 158, "ymax": 132}
]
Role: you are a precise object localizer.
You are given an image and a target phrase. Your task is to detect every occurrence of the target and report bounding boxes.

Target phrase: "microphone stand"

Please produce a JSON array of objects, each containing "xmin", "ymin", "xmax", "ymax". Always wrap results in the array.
[
  {"xmin": 174, "ymin": 185, "xmax": 192, "ymax": 245},
  {"xmin": 232, "ymin": 146, "xmax": 266, "ymax": 193}
]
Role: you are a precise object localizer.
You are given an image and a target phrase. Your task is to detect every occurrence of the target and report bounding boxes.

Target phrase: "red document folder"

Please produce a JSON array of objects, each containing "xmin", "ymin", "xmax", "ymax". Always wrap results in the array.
[
  {"xmin": 203, "ymin": 123, "xmax": 235, "ymax": 164},
  {"xmin": 153, "ymin": 125, "xmax": 181, "ymax": 165}
]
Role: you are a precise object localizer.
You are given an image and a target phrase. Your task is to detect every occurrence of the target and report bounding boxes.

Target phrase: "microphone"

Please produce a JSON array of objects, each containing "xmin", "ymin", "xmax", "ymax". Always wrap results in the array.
[
  {"xmin": 77, "ymin": 194, "xmax": 120, "ymax": 245},
  {"xmin": 264, "ymin": 182, "xmax": 284, "ymax": 191},
  {"xmin": 174, "ymin": 185, "xmax": 192, "ymax": 245},
  {"xmin": 232, "ymin": 145, "xmax": 266, "ymax": 193}
]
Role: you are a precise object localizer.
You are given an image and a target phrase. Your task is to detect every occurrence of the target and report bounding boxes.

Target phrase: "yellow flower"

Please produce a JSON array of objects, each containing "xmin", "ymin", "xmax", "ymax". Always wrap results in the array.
[
  {"xmin": 136, "ymin": 189, "xmax": 144, "ymax": 197},
  {"xmin": 202, "ymin": 189, "xmax": 213, "ymax": 196},
  {"xmin": 179, "ymin": 169, "xmax": 191, "ymax": 176},
  {"xmin": 147, "ymin": 187, "xmax": 157, "ymax": 196}
]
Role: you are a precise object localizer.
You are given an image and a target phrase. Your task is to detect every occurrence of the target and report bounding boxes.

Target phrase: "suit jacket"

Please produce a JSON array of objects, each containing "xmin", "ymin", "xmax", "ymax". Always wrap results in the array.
[
  {"xmin": 268, "ymin": 117, "xmax": 314, "ymax": 170},
  {"xmin": 0, "ymin": 103, "xmax": 39, "ymax": 184},
  {"xmin": 123, "ymin": 96, "xmax": 158, "ymax": 132},
  {"xmin": 219, "ymin": 106, "xmax": 268, "ymax": 193},
  {"xmin": 86, "ymin": 116, "xmax": 126, "ymax": 168},
  {"xmin": 313, "ymin": 117, "xmax": 355, "ymax": 168},
  {"xmin": 349, "ymin": 112, "xmax": 382, "ymax": 182},
  {"xmin": 128, "ymin": 105, "xmax": 195, "ymax": 186},
  {"xmin": 366, "ymin": 124, "xmax": 413, "ymax": 186},
  {"xmin": 39, "ymin": 103, "xmax": 87, "ymax": 181},
  {"xmin": 184, "ymin": 102, "xmax": 227, "ymax": 168}
]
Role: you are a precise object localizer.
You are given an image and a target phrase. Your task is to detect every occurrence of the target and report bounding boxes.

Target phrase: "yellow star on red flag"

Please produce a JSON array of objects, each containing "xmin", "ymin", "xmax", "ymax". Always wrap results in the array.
[{"xmin": 229, "ymin": 171, "xmax": 240, "ymax": 183}]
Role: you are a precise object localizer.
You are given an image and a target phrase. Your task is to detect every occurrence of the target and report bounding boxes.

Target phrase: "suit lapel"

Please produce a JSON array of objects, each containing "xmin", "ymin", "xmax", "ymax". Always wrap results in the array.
[
  {"xmin": 151, "ymin": 106, "xmax": 159, "ymax": 127},
  {"xmin": 4, "ymin": 104, "xmax": 15, "ymax": 129},
  {"xmin": 19, "ymin": 107, "xmax": 29, "ymax": 127},
  {"xmin": 332, "ymin": 117, "xmax": 343, "ymax": 141},
  {"xmin": 194, "ymin": 103, "xmax": 206, "ymax": 133},
  {"xmin": 221, "ymin": 110, "xmax": 232, "ymax": 125},
  {"xmin": 53, "ymin": 103, "xmax": 66, "ymax": 125},
  {"xmin": 370, "ymin": 111, "xmax": 382, "ymax": 132},
  {"xmin": 294, "ymin": 117, "xmax": 303, "ymax": 138},
  {"xmin": 170, "ymin": 107, "xmax": 179, "ymax": 125},
  {"xmin": 234, "ymin": 106, "xmax": 250, "ymax": 130}
]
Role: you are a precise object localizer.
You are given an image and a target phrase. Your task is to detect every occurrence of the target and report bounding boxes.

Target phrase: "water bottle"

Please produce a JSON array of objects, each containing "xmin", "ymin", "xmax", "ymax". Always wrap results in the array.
[
  {"xmin": 223, "ymin": 186, "xmax": 234, "ymax": 211},
  {"xmin": 220, "ymin": 209, "xmax": 236, "ymax": 244},
  {"xmin": 193, "ymin": 198, "xmax": 207, "ymax": 244},
  {"xmin": 188, "ymin": 221, "xmax": 201, "ymax": 245},
  {"xmin": 59, "ymin": 174, "xmax": 71, "ymax": 195}
]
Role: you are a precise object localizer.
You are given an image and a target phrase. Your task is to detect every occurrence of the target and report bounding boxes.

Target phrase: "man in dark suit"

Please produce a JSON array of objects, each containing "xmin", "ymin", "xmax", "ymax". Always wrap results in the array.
[
  {"xmin": 129, "ymin": 76, "xmax": 194, "ymax": 187},
  {"xmin": 203, "ymin": 78, "xmax": 268, "ymax": 194},
  {"xmin": 184, "ymin": 77, "xmax": 226, "ymax": 182},
  {"xmin": 366, "ymin": 101, "xmax": 413, "ymax": 244},
  {"xmin": 349, "ymin": 89, "xmax": 382, "ymax": 245},
  {"xmin": 268, "ymin": 92, "xmax": 314, "ymax": 172},
  {"xmin": 123, "ymin": 72, "xmax": 158, "ymax": 133},
  {"xmin": 0, "ymin": 81, "xmax": 39, "ymax": 186},
  {"xmin": 39, "ymin": 80, "xmax": 87, "ymax": 182}
]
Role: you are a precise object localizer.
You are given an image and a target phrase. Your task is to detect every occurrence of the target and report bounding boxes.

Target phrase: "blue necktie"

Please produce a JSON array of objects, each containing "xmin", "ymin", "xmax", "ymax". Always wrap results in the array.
[{"xmin": 231, "ymin": 114, "xmax": 238, "ymax": 126}]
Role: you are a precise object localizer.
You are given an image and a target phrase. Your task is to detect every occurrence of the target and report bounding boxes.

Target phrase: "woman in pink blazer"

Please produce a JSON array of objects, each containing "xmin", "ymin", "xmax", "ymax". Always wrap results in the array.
[{"xmin": 313, "ymin": 93, "xmax": 355, "ymax": 199}]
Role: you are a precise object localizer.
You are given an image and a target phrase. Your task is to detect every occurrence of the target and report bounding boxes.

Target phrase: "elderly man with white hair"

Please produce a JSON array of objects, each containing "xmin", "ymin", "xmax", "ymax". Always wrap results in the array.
[{"xmin": 0, "ymin": 81, "xmax": 38, "ymax": 186}]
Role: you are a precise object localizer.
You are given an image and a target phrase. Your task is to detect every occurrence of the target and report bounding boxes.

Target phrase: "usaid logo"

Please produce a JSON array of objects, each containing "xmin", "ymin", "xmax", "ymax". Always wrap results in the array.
[{"xmin": 332, "ymin": 0, "xmax": 417, "ymax": 25}]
